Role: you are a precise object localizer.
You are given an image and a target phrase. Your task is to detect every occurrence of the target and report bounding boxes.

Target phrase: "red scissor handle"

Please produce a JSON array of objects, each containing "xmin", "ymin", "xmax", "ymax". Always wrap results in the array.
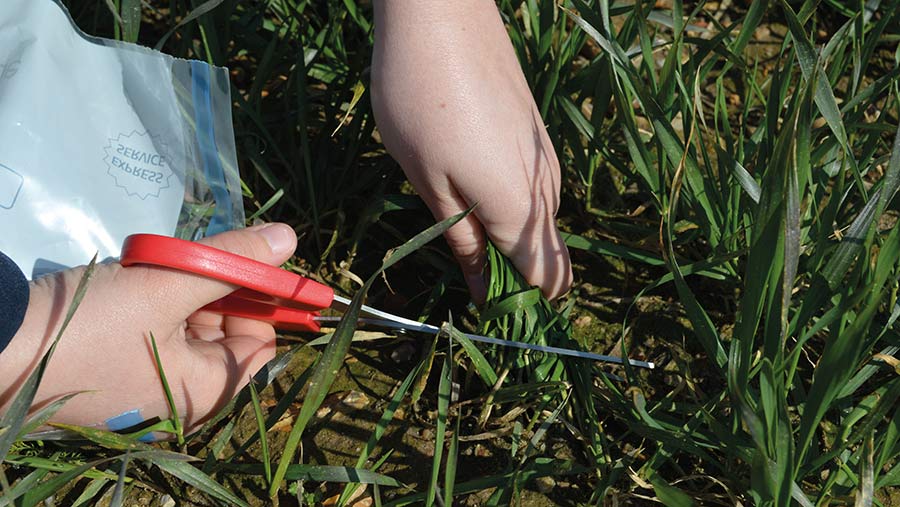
[
  {"xmin": 120, "ymin": 234, "xmax": 333, "ymax": 332},
  {"xmin": 203, "ymin": 297, "xmax": 322, "ymax": 332}
]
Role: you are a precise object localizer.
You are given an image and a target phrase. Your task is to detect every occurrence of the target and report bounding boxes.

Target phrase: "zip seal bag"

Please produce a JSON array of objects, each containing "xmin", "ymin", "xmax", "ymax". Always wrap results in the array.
[{"xmin": 0, "ymin": 0, "xmax": 244, "ymax": 279}]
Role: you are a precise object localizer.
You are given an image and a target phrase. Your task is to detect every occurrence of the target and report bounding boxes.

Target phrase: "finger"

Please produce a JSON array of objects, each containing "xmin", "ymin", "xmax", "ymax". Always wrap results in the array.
[
  {"xmin": 186, "ymin": 326, "xmax": 225, "ymax": 342},
  {"xmin": 504, "ymin": 214, "xmax": 573, "ymax": 300},
  {"xmin": 184, "ymin": 332, "xmax": 276, "ymax": 427},
  {"xmin": 474, "ymin": 184, "xmax": 572, "ymax": 300},
  {"xmin": 186, "ymin": 310, "xmax": 226, "ymax": 329},
  {"xmin": 186, "ymin": 314, "xmax": 277, "ymax": 343},
  {"xmin": 223, "ymin": 315, "xmax": 277, "ymax": 343},
  {"xmin": 424, "ymin": 185, "xmax": 488, "ymax": 304},
  {"xmin": 125, "ymin": 223, "xmax": 297, "ymax": 321}
]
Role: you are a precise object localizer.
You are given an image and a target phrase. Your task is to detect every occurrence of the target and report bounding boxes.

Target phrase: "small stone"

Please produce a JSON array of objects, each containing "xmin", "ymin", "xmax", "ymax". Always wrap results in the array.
[
  {"xmin": 270, "ymin": 414, "xmax": 294, "ymax": 433},
  {"xmin": 323, "ymin": 485, "xmax": 370, "ymax": 506},
  {"xmin": 535, "ymin": 476, "xmax": 556, "ymax": 494},
  {"xmin": 474, "ymin": 444, "xmax": 492, "ymax": 458},
  {"xmin": 341, "ymin": 390, "xmax": 370, "ymax": 410}
]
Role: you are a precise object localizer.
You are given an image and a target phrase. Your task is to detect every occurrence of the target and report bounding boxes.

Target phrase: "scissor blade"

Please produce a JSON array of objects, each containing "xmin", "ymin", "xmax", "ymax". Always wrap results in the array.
[
  {"xmin": 323, "ymin": 297, "xmax": 654, "ymax": 369},
  {"xmin": 331, "ymin": 294, "xmax": 443, "ymax": 334}
]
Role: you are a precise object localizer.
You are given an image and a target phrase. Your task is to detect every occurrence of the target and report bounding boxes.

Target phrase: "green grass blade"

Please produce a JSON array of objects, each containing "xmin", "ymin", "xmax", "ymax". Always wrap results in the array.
[
  {"xmin": 154, "ymin": 0, "xmax": 226, "ymax": 51},
  {"xmin": 71, "ymin": 478, "xmax": 110, "ymax": 507},
  {"xmin": 110, "ymin": 451, "xmax": 130, "ymax": 507},
  {"xmin": 722, "ymin": 152, "xmax": 762, "ymax": 204},
  {"xmin": 479, "ymin": 289, "xmax": 541, "ymax": 323},
  {"xmin": 155, "ymin": 458, "xmax": 250, "ymax": 507},
  {"xmin": 856, "ymin": 433, "xmax": 875, "ymax": 507},
  {"xmin": 226, "ymin": 463, "xmax": 401, "ymax": 486},
  {"xmin": 562, "ymin": 233, "xmax": 665, "ymax": 266},
  {"xmin": 732, "ymin": 0, "xmax": 768, "ymax": 54},
  {"xmin": 443, "ymin": 408, "xmax": 460, "ymax": 507},
  {"xmin": 248, "ymin": 379, "xmax": 271, "ymax": 486},
  {"xmin": 426, "ymin": 342, "xmax": 452, "ymax": 507},
  {"xmin": 149, "ymin": 331, "xmax": 183, "ymax": 446},
  {"xmin": 876, "ymin": 116, "xmax": 900, "ymax": 215},
  {"xmin": 444, "ymin": 324, "xmax": 498, "ymax": 386},
  {"xmin": 3, "ymin": 455, "xmax": 123, "ymax": 482},
  {"xmin": 247, "ymin": 188, "xmax": 286, "ymax": 222},
  {"xmin": 650, "ymin": 474, "xmax": 697, "ymax": 507},
  {"xmin": 48, "ymin": 423, "xmax": 187, "ymax": 457},
  {"xmin": 411, "ymin": 334, "xmax": 439, "ymax": 406},
  {"xmin": 119, "ymin": 0, "xmax": 140, "ymax": 42},
  {"xmin": 17, "ymin": 392, "xmax": 83, "ymax": 439}
]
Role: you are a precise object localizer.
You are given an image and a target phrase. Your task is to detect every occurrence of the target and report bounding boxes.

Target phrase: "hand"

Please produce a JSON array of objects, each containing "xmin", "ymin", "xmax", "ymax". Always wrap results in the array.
[
  {"xmin": 0, "ymin": 223, "xmax": 297, "ymax": 432},
  {"xmin": 371, "ymin": 0, "xmax": 573, "ymax": 302}
]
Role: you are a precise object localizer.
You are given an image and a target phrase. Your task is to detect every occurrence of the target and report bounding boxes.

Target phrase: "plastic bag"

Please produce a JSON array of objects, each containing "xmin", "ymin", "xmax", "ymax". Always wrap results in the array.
[{"xmin": 0, "ymin": 0, "xmax": 244, "ymax": 279}]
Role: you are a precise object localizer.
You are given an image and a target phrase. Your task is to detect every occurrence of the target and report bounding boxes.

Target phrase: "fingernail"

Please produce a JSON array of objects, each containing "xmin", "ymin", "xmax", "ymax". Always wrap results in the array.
[{"xmin": 258, "ymin": 223, "xmax": 295, "ymax": 256}]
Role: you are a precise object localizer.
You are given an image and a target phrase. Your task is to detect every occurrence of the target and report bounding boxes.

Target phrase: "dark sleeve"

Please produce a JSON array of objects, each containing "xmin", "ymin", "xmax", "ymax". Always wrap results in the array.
[{"xmin": 0, "ymin": 251, "xmax": 28, "ymax": 354}]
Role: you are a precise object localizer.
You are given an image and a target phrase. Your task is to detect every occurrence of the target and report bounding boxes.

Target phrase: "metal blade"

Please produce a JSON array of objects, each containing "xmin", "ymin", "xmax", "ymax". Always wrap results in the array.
[{"xmin": 324, "ymin": 296, "xmax": 654, "ymax": 369}]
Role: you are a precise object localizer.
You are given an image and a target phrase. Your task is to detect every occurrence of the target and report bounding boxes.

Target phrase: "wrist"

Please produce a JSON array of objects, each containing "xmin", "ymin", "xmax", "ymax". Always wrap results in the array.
[
  {"xmin": 0, "ymin": 277, "xmax": 54, "ymax": 410},
  {"xmin": 374, "ymin": 0, "xmax": 504, "ymax": 38},
  {"xmin": 374, "ymin": 0, "xmax": 494, "ymax": 17}
]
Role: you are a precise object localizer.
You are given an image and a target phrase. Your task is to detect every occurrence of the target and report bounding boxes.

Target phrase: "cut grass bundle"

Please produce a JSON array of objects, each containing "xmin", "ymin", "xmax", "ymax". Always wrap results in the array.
[{"xmin": 476, "ymin": 241, "xmax": 614, "ymax": 474}]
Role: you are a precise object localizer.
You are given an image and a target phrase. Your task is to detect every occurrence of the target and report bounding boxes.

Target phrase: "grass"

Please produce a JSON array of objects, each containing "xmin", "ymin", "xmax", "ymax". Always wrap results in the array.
[{"xmin": 2, "ymin": 0, "xmax": 900, "ymax": 504}]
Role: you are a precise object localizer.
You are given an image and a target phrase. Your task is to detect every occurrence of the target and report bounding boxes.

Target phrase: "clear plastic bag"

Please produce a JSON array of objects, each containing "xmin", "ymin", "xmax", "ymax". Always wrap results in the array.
[{"xmin": 0, "ymin": 0, "xmax": 244, "ymax": 279}]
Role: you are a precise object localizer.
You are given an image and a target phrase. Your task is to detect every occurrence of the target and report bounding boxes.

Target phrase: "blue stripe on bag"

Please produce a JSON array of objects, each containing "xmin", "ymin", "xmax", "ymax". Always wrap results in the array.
[{"xmin": 189, "ymin": 60, "xmax": 232, "ymax": 236}]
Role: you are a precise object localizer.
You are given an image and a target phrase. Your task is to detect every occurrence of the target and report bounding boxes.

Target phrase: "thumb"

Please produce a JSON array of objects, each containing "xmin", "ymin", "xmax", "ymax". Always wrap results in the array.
[{"xmin": 131, "ymin": 223, "xmax": 297, "ymax": 319}]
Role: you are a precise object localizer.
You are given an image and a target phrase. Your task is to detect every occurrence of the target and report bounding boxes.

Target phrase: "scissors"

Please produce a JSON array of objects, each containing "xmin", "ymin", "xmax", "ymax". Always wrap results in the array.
[{"xmin": 120, "ymin": 234, "xmax": 654, "ymax": 369}]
